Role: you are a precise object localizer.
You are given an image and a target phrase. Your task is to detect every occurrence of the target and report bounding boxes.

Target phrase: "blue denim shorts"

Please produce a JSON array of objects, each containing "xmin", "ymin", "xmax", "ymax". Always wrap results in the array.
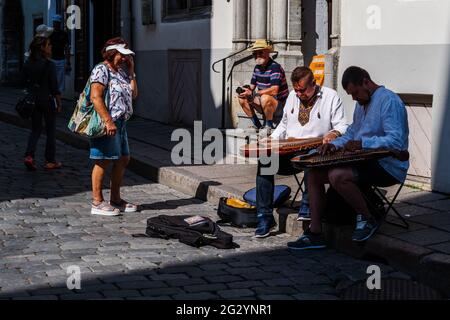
[{"xmin": 89, "ymin": 119, "xmax": 130, "ymax": 160}]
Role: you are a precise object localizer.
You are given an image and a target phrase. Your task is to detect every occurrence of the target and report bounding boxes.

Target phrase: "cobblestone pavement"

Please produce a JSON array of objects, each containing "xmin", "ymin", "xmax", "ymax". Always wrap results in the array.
[{"xmin": 0, "ymin": 122, "xmax": 411, "ymax": 300}]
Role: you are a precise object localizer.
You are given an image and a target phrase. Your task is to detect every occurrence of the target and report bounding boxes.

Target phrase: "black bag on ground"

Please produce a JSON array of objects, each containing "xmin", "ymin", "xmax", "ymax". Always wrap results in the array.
[
  {"xmin": 322, "ymin": 186, "xmax": 385, "ymax": 226},
  {"xmin": 217, "ymin": 197, "xmax": 258, "ymax": 228},
  {"xmin": 134, "ymin": 215, "xmax": 239, "ymax": 249}
]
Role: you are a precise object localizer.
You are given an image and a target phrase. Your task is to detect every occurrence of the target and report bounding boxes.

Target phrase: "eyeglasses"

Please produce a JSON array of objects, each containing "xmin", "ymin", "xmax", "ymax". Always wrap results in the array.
[
  {"xmin": 252, "ymin": 51, "xmax": 266, "ymax": 57},
  {"xmin": 294, "ymin": 87, "xmax": 308, "ymax": 94},
  {"xmin": 294, "ymin": 82, "xmax": 315, "ymax": 94}
]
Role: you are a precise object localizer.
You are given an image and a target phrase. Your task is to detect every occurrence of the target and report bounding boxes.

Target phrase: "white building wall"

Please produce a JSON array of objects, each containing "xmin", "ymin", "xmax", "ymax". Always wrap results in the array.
[
  {"xmin": 337, "ymin": 0, "xmax": 450, "ymax": 193},
  {"xmin": 131, "ymin": 0, "xmax": 234, "ymax": 128}
]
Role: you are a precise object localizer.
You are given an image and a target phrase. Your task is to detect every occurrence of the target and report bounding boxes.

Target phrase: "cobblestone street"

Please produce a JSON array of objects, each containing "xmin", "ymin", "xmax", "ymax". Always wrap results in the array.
[{"xmin": 0, "ymin": 122, "xmax": 410, "ymax": 300}]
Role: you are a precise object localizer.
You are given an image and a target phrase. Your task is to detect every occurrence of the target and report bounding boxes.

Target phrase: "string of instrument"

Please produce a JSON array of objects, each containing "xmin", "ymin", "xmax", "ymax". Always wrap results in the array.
[
  {"xmin": 291, "ymin": 148, "xmax": 410, "ymax": 169},
  {"xmin": 240, "ymin": 137, "xmax": 323, "ymax": 158},
  {"xmin": 241, "ymin": 136, "xmax": 409, "ymax": 169}
]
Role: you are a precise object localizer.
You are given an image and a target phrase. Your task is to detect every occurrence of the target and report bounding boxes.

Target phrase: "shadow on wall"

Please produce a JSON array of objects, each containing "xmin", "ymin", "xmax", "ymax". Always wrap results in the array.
[{"xmin": 433, "ymin": 51, "xmax": 450, "ymax": 194}]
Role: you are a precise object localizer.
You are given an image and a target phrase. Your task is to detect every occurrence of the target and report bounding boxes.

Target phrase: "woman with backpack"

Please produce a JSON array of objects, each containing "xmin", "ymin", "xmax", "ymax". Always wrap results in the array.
[
  {"xmin": 89, "ymin": 38, "xmax": 138, "ymax": 216},
  {"xmin": 22, "ymin": 36, "xmax": 62, "ymax": 171}
]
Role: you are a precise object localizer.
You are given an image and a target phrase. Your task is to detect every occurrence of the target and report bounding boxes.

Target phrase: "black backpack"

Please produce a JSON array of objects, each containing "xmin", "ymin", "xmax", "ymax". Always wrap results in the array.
[
  {"xmin": 134, "ymin": 215, "xmax": 239, "ymax": 249},
  {"xmin": 322, "ymin": 186, "xmax": 385, "ymax": 226},
  {"xmin": 217, "ymin": 197, "xmax": 258, "ymax": 228}
]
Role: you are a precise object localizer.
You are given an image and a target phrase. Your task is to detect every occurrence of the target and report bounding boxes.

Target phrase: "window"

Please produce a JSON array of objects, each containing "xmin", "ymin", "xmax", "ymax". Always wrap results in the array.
[{"xmin": 162, "ymin": 0, "xmax": 212, "ymax": 22}]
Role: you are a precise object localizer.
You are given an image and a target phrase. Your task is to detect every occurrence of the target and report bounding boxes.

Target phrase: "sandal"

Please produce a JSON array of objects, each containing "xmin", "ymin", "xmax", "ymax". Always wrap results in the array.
[
  {"xmin": 91, "ymin": 201, "xmax": 122, "ymax": 216},
  {"xmin": 110, "ymin": 199, "xmax": 138, "ymax": 213}
]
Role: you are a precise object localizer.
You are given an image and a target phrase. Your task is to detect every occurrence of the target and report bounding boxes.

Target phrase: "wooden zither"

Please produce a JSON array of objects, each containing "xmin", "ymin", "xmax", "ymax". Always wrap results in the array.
[
  {"xmin": 291, "ymin": 149, "xmax": 410, "ymax": 169},
  {"xmin": 240, "ymin": 137, "xmax": 323, "ymax": 158}
]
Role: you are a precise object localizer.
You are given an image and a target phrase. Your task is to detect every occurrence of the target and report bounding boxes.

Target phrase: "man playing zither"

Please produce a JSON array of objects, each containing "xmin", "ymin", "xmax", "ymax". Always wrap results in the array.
[
  {"xmin": 254, "ymin": 67, "xmax": 348, "ymax": 238},
  {"xmin": 288, "ymin": 66, "xmax": 410, "ymax": 249}
]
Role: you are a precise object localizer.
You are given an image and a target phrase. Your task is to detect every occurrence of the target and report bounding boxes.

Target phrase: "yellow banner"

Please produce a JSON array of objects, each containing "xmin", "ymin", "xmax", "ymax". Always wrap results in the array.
[{"xmin": 310, "ymin": 55, "xmax": 325, "ymax": 86}]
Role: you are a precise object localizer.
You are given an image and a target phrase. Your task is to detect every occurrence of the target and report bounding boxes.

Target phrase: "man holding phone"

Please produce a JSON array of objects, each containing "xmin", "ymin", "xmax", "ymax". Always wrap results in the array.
[{"xmin": 237, "ymin": 39, "xmax": 289, "ymax": 133}]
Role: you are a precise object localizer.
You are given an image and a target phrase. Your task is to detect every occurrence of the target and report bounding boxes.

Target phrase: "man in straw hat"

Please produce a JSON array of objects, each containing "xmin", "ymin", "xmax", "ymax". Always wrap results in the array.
[{"xmin": 237, "ymin": 39, "xmax": 289, "ymax": 133}]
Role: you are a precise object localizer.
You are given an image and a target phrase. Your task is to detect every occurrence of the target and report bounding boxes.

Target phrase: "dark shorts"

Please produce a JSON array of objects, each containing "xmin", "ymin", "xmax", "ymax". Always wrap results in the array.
[{"xmin": 353, "ymin": 160, "xmax": 399, "ymax": 187}]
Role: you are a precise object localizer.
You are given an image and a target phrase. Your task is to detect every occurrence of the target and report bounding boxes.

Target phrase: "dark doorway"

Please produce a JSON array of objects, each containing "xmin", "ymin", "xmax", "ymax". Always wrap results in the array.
[
  {"xmin": 92, "ymin": 0, "xmax": 121, "ymax": 64},
  {"xmin": 73, "ymin": 0, "xmax": 120, "ymax": 92},
  {"xmin": 2, "ymin": 0, "xmax": 24, "ymax": 84},
  {"xmin": 74, "ymin": 0, "xmax": 90, "ymax": 92}
]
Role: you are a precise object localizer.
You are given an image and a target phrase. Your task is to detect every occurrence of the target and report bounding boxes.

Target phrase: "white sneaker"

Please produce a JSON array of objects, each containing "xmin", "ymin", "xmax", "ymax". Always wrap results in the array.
[
  {"xmin": 110, "ymin": 200, "xmax": 139, "ymax": 213},
  {"xmin": 91, "ymin": 201, "xmax": 122, "ymax": 216}
]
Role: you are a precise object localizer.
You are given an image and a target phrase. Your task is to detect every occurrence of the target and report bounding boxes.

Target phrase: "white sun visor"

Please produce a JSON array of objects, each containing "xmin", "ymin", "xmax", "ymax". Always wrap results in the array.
[{"xmin": 105, "ymin": 44, "xmax": 135, "ymax": 56}]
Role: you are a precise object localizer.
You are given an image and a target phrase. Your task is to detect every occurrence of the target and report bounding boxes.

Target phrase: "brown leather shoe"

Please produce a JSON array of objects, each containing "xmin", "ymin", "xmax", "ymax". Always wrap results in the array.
[{"xmin": 44, "ymin": 161, "xmax": 62, "ymax": 170}]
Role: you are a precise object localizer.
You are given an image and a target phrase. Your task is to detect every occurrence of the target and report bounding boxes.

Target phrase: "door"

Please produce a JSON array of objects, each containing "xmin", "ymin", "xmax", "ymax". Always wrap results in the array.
[{"xmin": 168, "ymin": 50, "xmax": 202, "ymax": 127}]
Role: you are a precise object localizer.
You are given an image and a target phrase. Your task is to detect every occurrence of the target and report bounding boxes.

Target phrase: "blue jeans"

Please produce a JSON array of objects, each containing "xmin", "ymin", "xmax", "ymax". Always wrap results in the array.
[{"xmin": 256, "ymin": 155, "xmax": 302, "ymax": 218}]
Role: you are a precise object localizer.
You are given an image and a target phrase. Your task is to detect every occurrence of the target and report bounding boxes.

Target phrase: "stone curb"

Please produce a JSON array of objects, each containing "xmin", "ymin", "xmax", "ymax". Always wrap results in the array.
[{"xmin": 1, "ymin": 109, "xmax": 449, "ymax": 297}]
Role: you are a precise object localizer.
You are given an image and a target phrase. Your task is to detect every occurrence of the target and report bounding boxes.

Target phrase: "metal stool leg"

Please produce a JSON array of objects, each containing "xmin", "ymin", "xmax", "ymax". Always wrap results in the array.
[
  {"xmin": 374, "ymin": 184, "xmax": 409, "ymax": 229},
  {"xmin": 290, "ymin": 174, "xmax": 305, "ymax": 209}
]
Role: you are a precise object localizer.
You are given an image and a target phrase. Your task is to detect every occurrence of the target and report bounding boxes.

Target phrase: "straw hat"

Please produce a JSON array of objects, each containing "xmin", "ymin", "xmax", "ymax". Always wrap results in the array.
[{"xmin": 247, "ymin": 39, "xmax": 274, "ymax": 52}]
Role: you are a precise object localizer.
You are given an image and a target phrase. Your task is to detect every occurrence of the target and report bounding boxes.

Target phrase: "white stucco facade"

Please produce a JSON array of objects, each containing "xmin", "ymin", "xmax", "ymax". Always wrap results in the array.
[
  {"xmin": 337, "ymin": 0, "xmax": 450, "ymax": 193},
  {"xmin": 131, "ymin": 0, "xmax": 234, "ymax": 128}
]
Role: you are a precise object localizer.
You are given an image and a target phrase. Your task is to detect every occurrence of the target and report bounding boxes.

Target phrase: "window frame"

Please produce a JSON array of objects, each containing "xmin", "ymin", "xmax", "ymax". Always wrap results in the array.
[{"xmin": 162, "ymin": 0, "xmax": 212, "ymax": 23}]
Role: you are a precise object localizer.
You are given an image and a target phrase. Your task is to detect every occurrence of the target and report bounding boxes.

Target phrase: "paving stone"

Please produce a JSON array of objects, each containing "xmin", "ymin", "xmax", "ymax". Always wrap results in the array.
[
  {"xmin": 428, "ymin": 241, "xmax": 450, "ymax": 255},
  {"xmin": 392, "ymin": 228, "xmax": 450, "ymax": 246},
  {"xmin": 420, "ymin": 199, "xmax": 450, "ymax": 212},
  {"xmin": 116, "ymin": 281, "xmax": 168, "ymax": 290},
  {"xmin": 166, "ymin": 278, "xmax": 207, "ymax": 287},
  {"xmin": 172, "ymin": 292, "xmax": 219, "ymax": 300},
  {"xmin": 226, "ymin": 281, "xmax": 265, "ymax": 289},
  {"xmin": 217, "ymin": 289, "xmax": 255, "ymax": 299},
  {"xmin": 258, "ymin": 294, "xmax": 296, "ymax": 300},
  {"xmin": 149, "ymin": 274, "xmax": 190, "ymax": 281},
  {"xmin": 102, "ymin": 290, "xmax": 142, "ymax": 298},
  {"xmin": 183, "ymin": 283, "xmax": 227, "ymax": 293},
  {"xmin": 293, "ymin": 293, "xmax": 339, "ymax": 300},
  {"xmin": 141, "ymin": 287, "xmax": 186, "ymax": 297},
  {"xmin": 252, "ymin": 286, "xmax": 298, "ymax": 295},
  {"xmin": 204, "ymin": 275, "xmax": 243, "ymax": 284}
]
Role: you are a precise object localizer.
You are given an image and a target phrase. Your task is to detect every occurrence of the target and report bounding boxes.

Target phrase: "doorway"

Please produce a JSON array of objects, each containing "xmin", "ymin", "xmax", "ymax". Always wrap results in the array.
[
  {"xmin": 168, "ymin": 50, "xmax": 202, "ymax": 127},
  {"xmin": 92, "ymin": 0, "xmax": 121, "ymax": 64},
  {"xmin": 2, "ymin": 0, "xmax": 24, "ymax": 84}
]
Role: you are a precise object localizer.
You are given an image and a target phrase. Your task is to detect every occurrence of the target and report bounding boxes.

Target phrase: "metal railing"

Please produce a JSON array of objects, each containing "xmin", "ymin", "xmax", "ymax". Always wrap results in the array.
[{"xmin": 212, "ymin": 47, "xmax": 250, "ymax": 129}]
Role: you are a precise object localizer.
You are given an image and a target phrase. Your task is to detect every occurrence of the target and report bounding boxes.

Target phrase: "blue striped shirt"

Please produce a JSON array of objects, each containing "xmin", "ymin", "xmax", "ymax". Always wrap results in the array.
[{"xmin": 251, "ymin": 59, "xmax": 289, "ymax": 101}]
